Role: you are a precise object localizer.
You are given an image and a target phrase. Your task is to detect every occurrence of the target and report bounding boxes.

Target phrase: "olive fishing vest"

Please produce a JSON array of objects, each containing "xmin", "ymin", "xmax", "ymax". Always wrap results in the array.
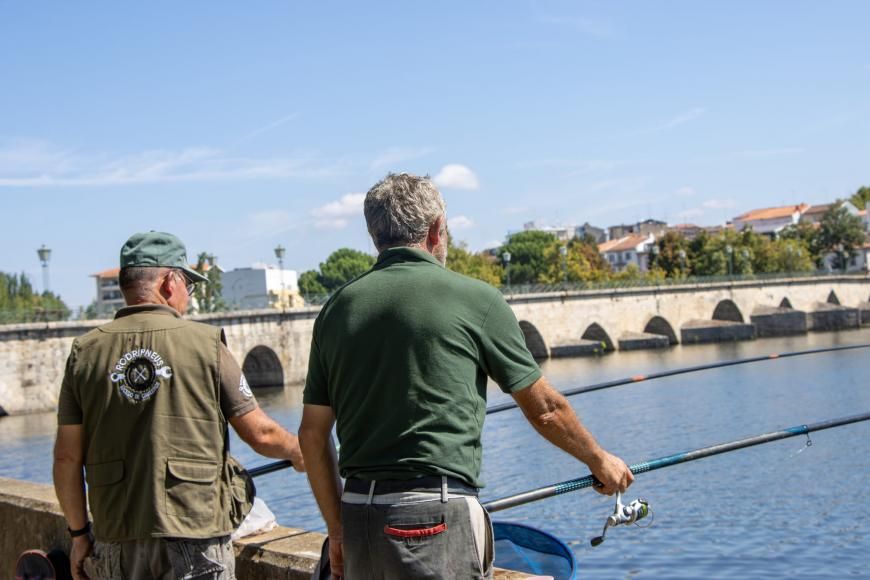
[{"xmin": 70, "ymin": 309, "xmax": 234, "ymax": 542}]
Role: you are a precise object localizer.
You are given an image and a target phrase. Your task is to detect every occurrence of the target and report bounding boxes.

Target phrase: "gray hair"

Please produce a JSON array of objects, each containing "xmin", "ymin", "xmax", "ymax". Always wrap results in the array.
[{"xmin": 364, "ymin": 173, "xmax": 446, "ymax": 249}]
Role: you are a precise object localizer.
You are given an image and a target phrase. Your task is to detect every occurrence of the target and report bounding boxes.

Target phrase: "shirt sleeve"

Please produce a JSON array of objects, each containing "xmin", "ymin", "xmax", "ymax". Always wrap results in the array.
[
  {"xmin": 57, "ymin": 343, "xmax": 83, "ymax": 425},
  {"xmin": 478, "ymin": 293, "xmax": 542, "ymax": 394},
  {"xmin": 219, "ymin": 342, "xmax": 258, "ymax": 418},
  {"xmin": 302, "ymin": 324, "xmax": 331, "ymax": 406}
]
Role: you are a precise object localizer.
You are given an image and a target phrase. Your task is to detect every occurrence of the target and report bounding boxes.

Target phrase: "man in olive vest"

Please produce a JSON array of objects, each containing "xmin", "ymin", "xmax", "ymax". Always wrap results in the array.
[{"xmin": 53, "ymin": 231, "xmax": 305, "ymax": 580}]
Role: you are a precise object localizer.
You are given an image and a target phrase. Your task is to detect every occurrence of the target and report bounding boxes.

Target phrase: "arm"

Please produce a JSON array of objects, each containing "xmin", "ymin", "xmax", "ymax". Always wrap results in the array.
[
  {"xmin": 511, "ymin": 376, "xmax": 634, "ymax": 495},
  {"xmin": 299, "ymin": 404, "xmax": 343, "ymax": 579},
  {"xmin": 53, "ymin": 424, "xmax": 93, "ymax": 580},
  {"xmin": 229, "ymin": 407, "xmax": 305, "ymax": 471}
]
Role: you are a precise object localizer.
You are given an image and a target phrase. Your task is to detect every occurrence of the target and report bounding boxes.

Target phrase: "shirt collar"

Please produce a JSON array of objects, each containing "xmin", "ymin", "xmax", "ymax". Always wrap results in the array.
[
  {"xmin": 114, "ymin": 304, "xmax": 182, "ymax": 320},
  {"xmin": 375, "ymin": 246, "xmax": 443, "ymax": 268}
]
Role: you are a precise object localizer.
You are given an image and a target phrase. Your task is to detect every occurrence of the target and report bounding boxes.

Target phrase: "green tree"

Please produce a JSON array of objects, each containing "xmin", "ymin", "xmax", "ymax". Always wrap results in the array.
[
  {"xmin": 850, "ymin": 185, "xmax": 870, "ymax": 210},
  {"xmin": 779, "ymin": 222, "xmax": 825, "ymax": 266},
  {"xmin": 650, "ymin": 232, "xmax": 691, "ymax": 278},
  {"xmin": 538, "ymin": 237, "xmax": 611, "ymax": 284},
  {"xmin": 498, "ymin": 230, "xmax": 558, "ymax": 285},
  {"xmin": 191, "ymin": 253, "xmax": 226, "ymax": 313},
  {"xmin": 446, "ymin": 236, "xmax": 503, "ymax": 286},
  {"xmin": 818, "ymin": 201, "xmax": 865, "ymax": 270},
  {"xmin": 0, "ymin": 271, "xmax": 70, "ymax": 324},
  {"xmin": 299, "ymin": 248, "xmax": 375, "ymax": 296}
]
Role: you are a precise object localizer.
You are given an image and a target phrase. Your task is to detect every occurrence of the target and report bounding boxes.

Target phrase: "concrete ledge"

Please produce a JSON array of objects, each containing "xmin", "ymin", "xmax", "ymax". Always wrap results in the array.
[
  {"xmin": 750, "ymin": 306, "xmax": 808, "ymax": 338},
  {"xmin": 808, "ymin": 302, "xmax": 860, "ymax": 331},
  {"xmin": 618, "ymin": 332, "xmax": 671, "ymax": 351},
  {"xmin": 550, "ymin": 339, "xmax": 608, "ymax": 357},
  {"xmin": 0, "ymin": 477, "xmax": 529, "ymax": 579},
  {"xmin": 680, "ymin": 319, "xmax": 756, "ymax": 344}
]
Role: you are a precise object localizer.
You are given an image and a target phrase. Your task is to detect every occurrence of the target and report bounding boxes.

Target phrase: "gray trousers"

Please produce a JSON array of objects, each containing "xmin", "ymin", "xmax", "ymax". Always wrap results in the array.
[
  {"xmin": 341, "ymin": 481, "xmax": 494, "ymax": 580},
  {"xmin": 84, "ymin": 536, "xmax": 235, "ymax": 580}
]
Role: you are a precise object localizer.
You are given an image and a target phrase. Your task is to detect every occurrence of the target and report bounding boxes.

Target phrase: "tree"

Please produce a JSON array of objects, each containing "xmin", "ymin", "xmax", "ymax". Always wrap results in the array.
[
  {"xmin": 446, "ymin": 236, "xmax": 503, "ymax": 286},
  {"xmin": 779, "ymin": 222, "xmax": 825, "ymax": 266},
  {"xmin": 191, "ymin": 253, "xmax": 226, "ymax": 313},
  {"xmin": 650, "ymin": 232, "xmax": 691, "ymax": 278},
  {"xmin": 817, "ymin": 201, "xmax": 865, "ymax": 270},
  {"xmin": 498, "ymin": 231, "xmax": 559, "ymax": 285},
  {"xmin": 299, "ymin": 248, "xmax": 375, "ymax": 296},
  {"xmin": 850, "ymin": 185, "xmax": 870, "ymax": 210},
  {"xmin": 0, "ymin": 271, "xmax": 70, "ymax": 324},
  {"xmin": 538, "ymin": 237, "xmax": 611, "ymax": 284}
]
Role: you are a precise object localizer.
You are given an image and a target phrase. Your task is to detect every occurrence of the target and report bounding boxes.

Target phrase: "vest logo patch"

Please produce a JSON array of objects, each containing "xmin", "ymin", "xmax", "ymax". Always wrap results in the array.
[
  {"xmin": 239, "ymin": 375, "xmax": 253, "ymax": 399},
  {"xmin": 110, "ymin": 348, "xmax": 173, "ymax": 403}
]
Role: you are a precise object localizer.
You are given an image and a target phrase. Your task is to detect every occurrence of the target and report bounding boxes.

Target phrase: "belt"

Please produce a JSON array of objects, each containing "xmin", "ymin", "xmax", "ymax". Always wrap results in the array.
[{"xmin": 344, "ymin": 476, "xmax": 479, "ymax": 496}]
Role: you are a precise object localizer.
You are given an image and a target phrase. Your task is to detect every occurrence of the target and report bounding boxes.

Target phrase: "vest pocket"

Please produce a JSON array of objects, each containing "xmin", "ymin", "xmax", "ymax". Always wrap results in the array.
[
  {"xmin": 165, "ymin": 458, "xmax": 219, "ymax": 518},
  {"xmin": 85, "ymin": 460, "xmax": 126, "ymax": 525}
]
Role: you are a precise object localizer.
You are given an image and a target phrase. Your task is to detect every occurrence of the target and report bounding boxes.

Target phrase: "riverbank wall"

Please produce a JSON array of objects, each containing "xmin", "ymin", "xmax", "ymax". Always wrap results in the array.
[{"xmin": 0, "ymin": 477, "xmax": 529, "ymax": 579}]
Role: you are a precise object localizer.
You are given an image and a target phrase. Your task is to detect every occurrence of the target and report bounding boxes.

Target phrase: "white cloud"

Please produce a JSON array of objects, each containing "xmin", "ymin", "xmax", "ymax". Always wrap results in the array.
[
  {"xmin": 433, "ymin": 164, "xmax": 479, "ymax": 190},
  {"xmin": 311, "ymin": 193, "xmax": 365, "ymax": 229},
  {"xmin": 448, "ymin": 215, "xmax": 474, "ymax": 230},
  {"xmin": 370, "ymin": 147, "xmax": 434, "ymax": 171},
  {"xmin": 653, "ymin": 107, "xmax": 706, "ymax": 131},
  {"xmin": 0, "ymin": 139, "xmax": 340, "ymax": 187}
]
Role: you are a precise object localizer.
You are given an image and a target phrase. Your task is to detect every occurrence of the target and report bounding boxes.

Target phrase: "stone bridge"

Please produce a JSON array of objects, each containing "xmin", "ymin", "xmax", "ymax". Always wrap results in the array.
[{"xmin": 1, "ymin": 275, "xmax": 868, "ymax": 415}]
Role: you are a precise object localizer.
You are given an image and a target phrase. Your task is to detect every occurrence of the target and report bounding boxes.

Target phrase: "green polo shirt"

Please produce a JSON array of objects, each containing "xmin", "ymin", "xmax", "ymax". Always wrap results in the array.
[{"xmin": 303, "ymin": 246, "xmax": 541, "ymax": 487}]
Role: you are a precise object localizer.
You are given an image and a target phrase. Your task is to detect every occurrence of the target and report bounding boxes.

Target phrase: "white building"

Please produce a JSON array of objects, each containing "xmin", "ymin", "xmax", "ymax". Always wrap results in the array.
[
  {"xmin": 91, "ymin": 268, "xmax": 125, "ymax": 316},
  {"xmin": 222, "ymin": 264, "xmax": 299, "ymax": 310},
  {"xmin": 598, "ymin": 234, "xmax": 656, "ymax": 272},
  {"xmin": 733, "ymin": 203, "xmax": 809, "ymax": 236},
  {"xmin": 508, "ymin": 221, "xmax": 575, "ymax": 242}
]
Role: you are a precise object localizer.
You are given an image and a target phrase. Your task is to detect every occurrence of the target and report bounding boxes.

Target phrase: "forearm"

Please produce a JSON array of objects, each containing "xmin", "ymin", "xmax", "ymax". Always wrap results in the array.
[
  {"xmin": 299, "ymin": 429, "xmax": 342, "ymax": 533},
  {"xmin": 526, "ymin": 396, "xmax": 605, "ymax": 466},
  {"xmin": 53, "ymin": 459, "xmax": 88, "ymax": 529},
  {"xmin": 251, "ymin": 422, "xmax": 300, "ymax": 459}
]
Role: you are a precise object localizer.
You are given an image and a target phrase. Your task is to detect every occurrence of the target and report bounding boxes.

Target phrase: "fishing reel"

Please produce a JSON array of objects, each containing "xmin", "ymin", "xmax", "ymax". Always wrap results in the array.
[{"xmin": 590, "ymin": 491, "xmax": 651, "ymax": 547}]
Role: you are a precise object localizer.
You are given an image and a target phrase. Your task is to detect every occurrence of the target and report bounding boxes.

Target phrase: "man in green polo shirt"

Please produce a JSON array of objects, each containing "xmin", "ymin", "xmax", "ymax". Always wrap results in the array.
[
  {"xmin": 53, "ymin": 232, "xmax": 305, "ymax": 580},
  {"xmin": 300, "ymin": 173, "xmax": 633, "ymax": 579}
]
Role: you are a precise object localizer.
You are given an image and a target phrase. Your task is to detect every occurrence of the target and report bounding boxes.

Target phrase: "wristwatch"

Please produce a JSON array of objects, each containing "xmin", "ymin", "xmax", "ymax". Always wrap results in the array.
[{"xmin": 68, "ymin": 521, "xmax": 92, "ymax": 538}]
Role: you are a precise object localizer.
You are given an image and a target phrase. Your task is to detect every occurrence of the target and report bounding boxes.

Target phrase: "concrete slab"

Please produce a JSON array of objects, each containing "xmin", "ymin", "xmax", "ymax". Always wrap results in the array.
[
  {"xmin": 680, "ymin": 319, "xmax": 756, "ymax": 344},
  {"xmin": 618, "ymin": 332, "xmax": 671, "ymax": 351},
  {"xmin": 550, "ymin": 339, "xmax": 608, "ymax": 357},
  {"xmin": 858, "ymin": 302, "xmax": 870, "ymax": 326},
  {"xmin": 808, "ymin": 302, "xmax": 860, "ymax": 331},
  {"xmin": 750, "ymin": 306, "xmax": 808, "ymax": 337}
]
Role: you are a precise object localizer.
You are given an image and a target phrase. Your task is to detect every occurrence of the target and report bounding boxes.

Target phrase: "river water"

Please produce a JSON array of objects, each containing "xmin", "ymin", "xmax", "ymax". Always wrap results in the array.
[{"xmin": 2, "ymin": 328, "xmax": 868, "ymax": 579}]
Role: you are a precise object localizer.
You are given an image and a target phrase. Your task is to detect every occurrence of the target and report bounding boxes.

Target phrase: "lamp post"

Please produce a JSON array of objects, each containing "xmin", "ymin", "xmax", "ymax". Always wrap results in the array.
[
  {"xmin": 274, "ymin": 245, "xmax": 286, "ymax": 308},
  {"xmin": 678, "ymin": 249, "xmax": 687, "ymax": 275},
  {"xmin": 835, "ymin": 243, "xmax": 845, "ymax": 273},
  {"xmin": 741, "ymin": 248, "xmax": 750, "ymax": 275},
  {"xmin": 559, "ymin": 245, "xmax": 568, "ymax": 287},
  {"xmin": 725, "ymin": 244, "xmax": 733, "ymax": 277},
  {"xmin": 649, "ymin": 243, "xmax": 659, "ymax": 272},
  {"xmin": 36, "ymin": 244, "xmax": 51, "ymax": 294},
  {"xmin": 502, "ymin": 251, "xmax": 511, "ymax": 292}
]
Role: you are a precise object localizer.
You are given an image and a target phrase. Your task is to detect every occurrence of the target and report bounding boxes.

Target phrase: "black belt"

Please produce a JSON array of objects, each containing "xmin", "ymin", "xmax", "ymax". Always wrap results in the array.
[{"xmin": 344, "ymin": 476, "xmax": 478, "ymax": 496}]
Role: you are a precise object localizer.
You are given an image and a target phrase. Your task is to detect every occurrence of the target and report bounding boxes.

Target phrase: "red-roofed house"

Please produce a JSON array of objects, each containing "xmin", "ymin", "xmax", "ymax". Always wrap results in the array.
[
  {"xmin": 732, "ymin": 203, "xmax": 809, "ymax": 236},
  {"xmin": 91, "ymin": 268, "xmax": 124, "ymax": 316},
  {"xmin": 598, "ymin": 234, "xmax": 656, "ymax": 272}
]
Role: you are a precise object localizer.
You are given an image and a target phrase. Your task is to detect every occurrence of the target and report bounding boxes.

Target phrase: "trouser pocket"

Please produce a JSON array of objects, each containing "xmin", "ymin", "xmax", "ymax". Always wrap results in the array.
[{"xmin": 167, "ymin": 537, "xmax": 234, "ymax": 579}]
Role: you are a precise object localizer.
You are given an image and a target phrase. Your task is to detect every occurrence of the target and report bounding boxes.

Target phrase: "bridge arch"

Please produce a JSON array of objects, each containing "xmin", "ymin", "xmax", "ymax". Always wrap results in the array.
[
  {"xmin": 827, "ymin": 290, "xmax": 840, "ymax": 305},
  {"xmin": 242, "ymin": 345, "xmax": 284, "ymax": 388},
  {"xmin": 712, "ymin": 299, "xmax": 743, "ymax": 323},
  {"xmin": 582, "ymin": 323, "xmax": 615, "ymax": 352},
  {"xmin": 519, "ymin": 321, "xmax": 548, "ymax": 359},
  {"xmin": 644, "ymin": 315, "xmax": 678, "ymax": 345},
  {"xmin": 779, "ymin": 297, "xmax": 793, "ymax": 309}
]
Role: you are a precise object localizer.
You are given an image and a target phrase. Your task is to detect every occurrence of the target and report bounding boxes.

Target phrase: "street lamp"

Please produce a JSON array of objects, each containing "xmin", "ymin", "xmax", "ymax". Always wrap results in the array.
[
  {"xmin": 274, "ymin": 245, "xmax": 286, "ymax": 308},
  {"xmin": 502, "ymin": 251, "xmax": 512, "ymax": 292},
  {"xmin": 649, "ymin": 243, "xmax": 659, "ymax": 271},
  {"xmin": 677, "ymin": 249, "xmax": 687, "ymax": 274},
  {"xmin": 725, "ymin": 244, "xmax": 733, "ymax": 276},
  {"xmin": 36, "ymin": 244, "xmax": 51, "ymax": 294},
  {"xmin": 559, "ymin": 245, "xmax": 568, "ymax": 287}
]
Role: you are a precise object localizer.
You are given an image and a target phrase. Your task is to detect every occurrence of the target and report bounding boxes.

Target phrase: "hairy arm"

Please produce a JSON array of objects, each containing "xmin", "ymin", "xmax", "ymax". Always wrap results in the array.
[
  {"xmin": 511, "ymin": 376, "xmax": 634, "ymax": 495},
  {"xmin": 299, "ymin": 404, "xmax": 344, "ymax": 578},
  {"xmin": 229, "ymin": 407, "xmax": 305, "ymax": 471},
  {"xmin": 53, "ymin": 424, "xmax": 93, "ymax": 579}
]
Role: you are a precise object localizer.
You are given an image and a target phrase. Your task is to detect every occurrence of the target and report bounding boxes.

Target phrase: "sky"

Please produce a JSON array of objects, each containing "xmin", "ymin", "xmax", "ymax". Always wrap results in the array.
[{"xmin": 2, "ymin": 1, "xmax": 869, "ymax": 310}]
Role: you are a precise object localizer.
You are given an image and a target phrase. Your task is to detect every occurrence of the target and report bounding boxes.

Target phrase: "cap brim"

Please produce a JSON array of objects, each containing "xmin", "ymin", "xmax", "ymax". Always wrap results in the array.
[{"xmin": 181, "ymin": 266, "xmax": 210, "ymax": 284}]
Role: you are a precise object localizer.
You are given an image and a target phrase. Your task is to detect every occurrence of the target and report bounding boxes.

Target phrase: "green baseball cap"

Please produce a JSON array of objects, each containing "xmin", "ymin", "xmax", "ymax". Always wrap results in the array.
[{"xmin": 119, "ymin": 231, "xmax": 209, "ymax": 283}]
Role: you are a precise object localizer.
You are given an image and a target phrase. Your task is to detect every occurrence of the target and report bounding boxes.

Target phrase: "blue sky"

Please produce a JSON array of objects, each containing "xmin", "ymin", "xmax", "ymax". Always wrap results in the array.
[{"xmin": 2, "ymin": 1, "xmax": 868, "ymax": 310}]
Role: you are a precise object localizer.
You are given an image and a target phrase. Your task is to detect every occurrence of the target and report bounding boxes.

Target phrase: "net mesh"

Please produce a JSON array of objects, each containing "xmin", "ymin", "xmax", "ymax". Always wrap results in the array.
[{"xmin": 493, "ymin": 521, "xmax": 577, "ymax": 580}]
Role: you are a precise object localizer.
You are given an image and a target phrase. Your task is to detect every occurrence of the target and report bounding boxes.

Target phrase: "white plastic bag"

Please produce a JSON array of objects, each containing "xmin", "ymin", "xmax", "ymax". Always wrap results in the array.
[{"xmin": 231, "ymin": 497, "xmax": 278, "ymax": 540}]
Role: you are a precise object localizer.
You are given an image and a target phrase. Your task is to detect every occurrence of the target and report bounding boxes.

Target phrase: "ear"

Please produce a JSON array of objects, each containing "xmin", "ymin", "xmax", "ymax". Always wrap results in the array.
[
  {"xmin": 158, "ymin": 270, "xmax": 175, "ymax": 299},
  {"xmin": 427, "ymin": 215, "xmax": 446, "ymax": 249}
]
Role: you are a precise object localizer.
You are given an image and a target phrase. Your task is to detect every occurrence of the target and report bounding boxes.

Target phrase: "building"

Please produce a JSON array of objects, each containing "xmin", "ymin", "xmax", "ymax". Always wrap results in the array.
[
  {"xmin": 732, "ymin": 203, "xmax": 809, "ymax": 236},
  {"xmin": 507, "ymin": 221, "xmax": 575, "ymax": 242},
  {"xmin": 575, "ymin": 222, "xmax": 607, "ymax": 243},
  {"xmin": 667, "ymin": 223, "xmax": 703, "ymax": 241},
  {"xmin": 608, "ymin": 219, "xmax": 667, "ymax": 241},
  {"xmin": 91, "ymin": 268, "xmax": 125, "ymax": 316},
  {"xmin": 222, "ymin": 264, "xmax": 300, "ymax": 310},
  {"xmin": 800, "ymin": 201, "xmax": 861, "ymax": 225},
  {"xmin": 598, "ymin": 234, "xmax": 656, "ymax": 272}
]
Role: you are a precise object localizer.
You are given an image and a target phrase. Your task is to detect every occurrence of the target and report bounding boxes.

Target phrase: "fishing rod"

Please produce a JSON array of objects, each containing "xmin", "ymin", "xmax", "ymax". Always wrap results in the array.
[
  {"xmin": 246, "ymin": 343, "xmax": 870, "ymax": 477},
  {"xmin": 485, "ymin": 342, "xmax": 870, "ymax": 415},
  {"xmin": 481, "ymin": 410, "xmax": 870, "ymax": 513}
]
